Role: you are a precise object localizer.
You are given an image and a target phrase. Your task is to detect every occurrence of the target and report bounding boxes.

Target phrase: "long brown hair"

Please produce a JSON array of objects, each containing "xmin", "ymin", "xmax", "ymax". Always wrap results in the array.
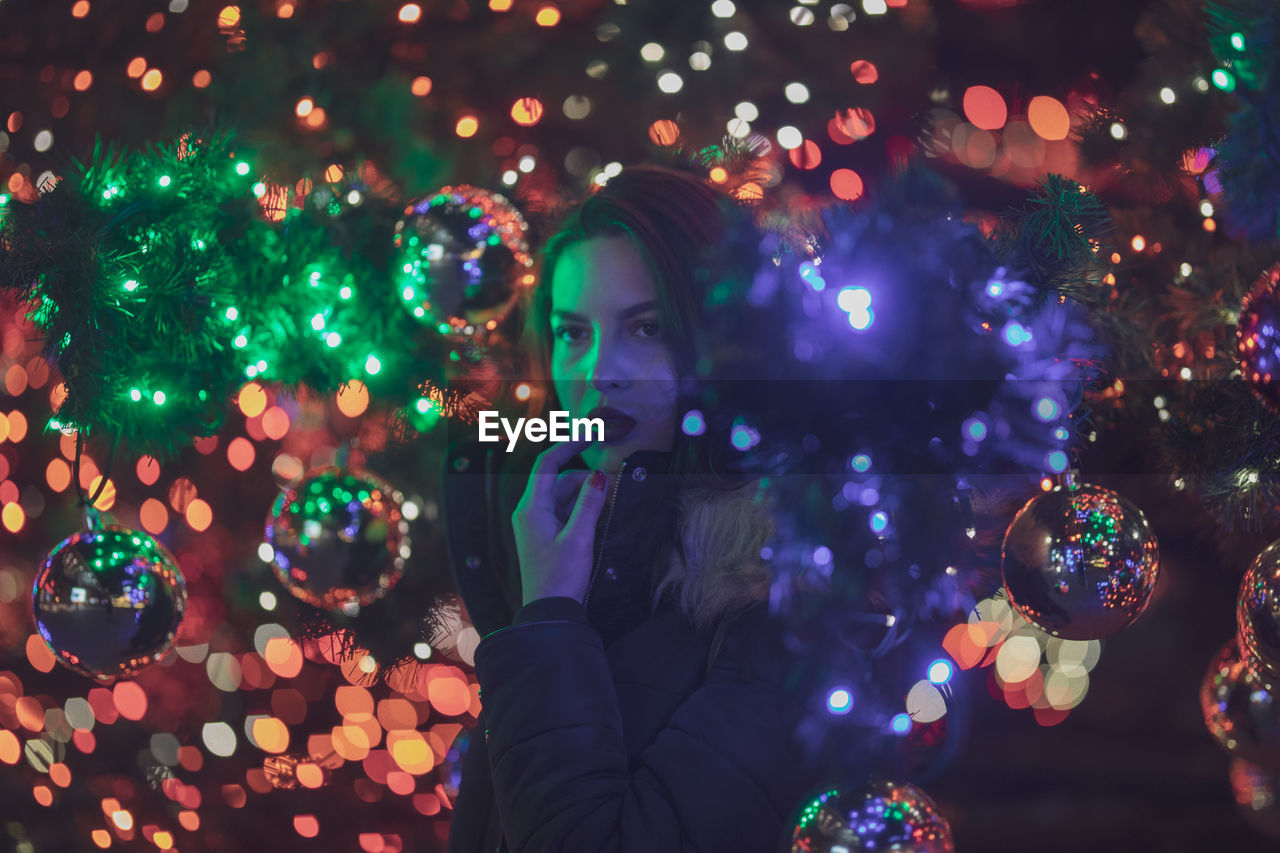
[
  {"xmin": 519, "ymin": 165, "xmax": 776, "ymax": 628},
  {"xmin": 521, "ymin": 165, "xmax": 743, "ymax": 483}
]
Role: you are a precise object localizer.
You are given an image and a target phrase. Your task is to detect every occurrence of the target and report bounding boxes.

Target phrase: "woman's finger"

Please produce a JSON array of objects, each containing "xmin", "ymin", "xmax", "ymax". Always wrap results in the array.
[
  {"xmin": 524, "ymin": 440, "xmax": 590, "ymax": 508},
  {"xmin": 553, "ymin": 470, "xmax": 591, "ymax": 524},
  {"xmin": 561, "ymin": 470, "xmax": 608, "ymax": 541}
]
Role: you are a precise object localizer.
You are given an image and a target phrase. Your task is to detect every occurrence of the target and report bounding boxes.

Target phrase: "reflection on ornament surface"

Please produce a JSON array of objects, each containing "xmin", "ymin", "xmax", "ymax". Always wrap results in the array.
[
  {"xmin": 1002, "ymin": 479, "xmax": 1158, "ymax": 639},
  {"xmin": 788, "ymin": 780, "xmax": 954, "ymax": 853},
  {"xmin": 1237, "ymin": 538, "xmax": 1280, "ymax": 686},
  {"xmin": 1201, "ymin": 639, "xmax": 1280, "ymax": 767},
  {"xmin": 266, "ymin": 466, "xmax": 411, "ymax": 611},
  {"xmin": 392, "ymin": 185, "xmax": 532, "ymax": 339},
  {"xmin": 32, "ymin": 520, "xmax": 186, "ymax": 682}
]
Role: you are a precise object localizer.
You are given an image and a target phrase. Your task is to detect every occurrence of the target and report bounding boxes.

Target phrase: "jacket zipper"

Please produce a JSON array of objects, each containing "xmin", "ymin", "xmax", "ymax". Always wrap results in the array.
[{"xmin": 582, "ymin": 458, "xmax": 627, "ymax": 611}]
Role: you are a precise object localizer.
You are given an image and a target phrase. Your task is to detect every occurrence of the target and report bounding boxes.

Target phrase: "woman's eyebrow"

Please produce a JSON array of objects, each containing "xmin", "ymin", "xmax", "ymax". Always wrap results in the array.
[{"xmin": 551, "ymin": 301, "xmax": 659, "ymax": 324}]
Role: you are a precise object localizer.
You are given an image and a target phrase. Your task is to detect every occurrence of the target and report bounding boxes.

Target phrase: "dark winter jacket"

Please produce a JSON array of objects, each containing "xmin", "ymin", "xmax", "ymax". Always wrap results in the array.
[{"xmin": 441, "ymin": 439, "xmax": 811, "ymax": 853}]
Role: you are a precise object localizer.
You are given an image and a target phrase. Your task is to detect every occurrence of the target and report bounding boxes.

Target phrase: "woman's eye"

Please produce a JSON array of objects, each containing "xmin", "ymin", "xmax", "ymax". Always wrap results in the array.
[
  {"xmin": 635, "ymin": 321, "xmax": 662, "ymax": 339},
  {"xmin": 553, "ymin": 325, "xmax": 588, "ymax": 343}
]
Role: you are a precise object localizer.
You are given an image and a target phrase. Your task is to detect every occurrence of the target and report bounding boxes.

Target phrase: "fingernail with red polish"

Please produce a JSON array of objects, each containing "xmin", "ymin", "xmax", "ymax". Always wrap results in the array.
[{"xmin": 589, "ymin": 470, "xmax": 606, "ymax": 490}]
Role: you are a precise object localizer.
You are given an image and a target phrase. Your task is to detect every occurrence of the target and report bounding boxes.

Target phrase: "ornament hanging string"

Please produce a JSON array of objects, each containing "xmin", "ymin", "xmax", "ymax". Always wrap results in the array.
[{"xmin": 72, "ymin": 430, "xmax": 119, "ymax": 510}]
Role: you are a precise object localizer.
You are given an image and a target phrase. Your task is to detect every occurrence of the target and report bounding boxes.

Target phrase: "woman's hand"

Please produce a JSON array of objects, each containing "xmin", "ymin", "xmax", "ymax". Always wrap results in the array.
[{"xmin": 513, "ymin": 440, "xmax": 609, "ymax": 606}]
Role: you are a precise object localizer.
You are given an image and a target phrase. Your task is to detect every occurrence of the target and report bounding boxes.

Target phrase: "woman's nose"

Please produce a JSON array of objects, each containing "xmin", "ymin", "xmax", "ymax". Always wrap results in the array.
[{"xmin": 586, "ymin": 336, "xmax": 630, "ymax": 391}]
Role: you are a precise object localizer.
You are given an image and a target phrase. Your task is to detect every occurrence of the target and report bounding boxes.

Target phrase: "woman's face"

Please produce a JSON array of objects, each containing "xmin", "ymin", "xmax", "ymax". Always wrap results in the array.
[{"xmin": 549, "ymin": 235, "xmax": 679, "ymax": 474}]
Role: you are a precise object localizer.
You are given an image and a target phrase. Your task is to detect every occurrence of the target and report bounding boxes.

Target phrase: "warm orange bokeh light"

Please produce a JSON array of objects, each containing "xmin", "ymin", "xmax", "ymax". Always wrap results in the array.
[
  {"xmin": 489, "ymin": 0, "xmax": 513, "ymax": 9},
  {"xmin": 238, "ymin": 382, "xmax": 267, "ymax": 417},
  {"xmin": 71, "ymin": 1, "xmax": 90, "ymax": 17},
  {"xmin": 153, "ymin": 830, "xmax": 174, "ymax": 849},
  {"xmin": 26, "ymin": 634, "xmax": 56, "ymax": 673},
  {"xmin": 294, "ymin": 815, "xmax": 319, "ymax": 837},
  {"xmin": 113, "ymin": 681, "xmax": 148, "ymax": 721},
  {"xmin": 252, "ymin": 717, "xmax": 290, "ymax": 754},
  {"xmin": 217, "ymin": 6, "xmax": 241, "ymax": 28},
  {"xmin": 511, "ymin": 98, "xmax": 543, "ymax": 126},
  {"xmin": 141, "ymin": 69, "xmax": 163, "ymax": 91},
  {"xmin": 427, "ymin": 674, "xmax": 471, "ymax": 716},
  {"xmin": 73, "ymin": 71, "xmax": 93, "ymax": 91},
  {"xmin": 146, "ymin": 12, "xmax": 165, "ymax": 32},
  {"xmin": 0, "ymin": 731, "xmax": 18, "ymax": 766},
  {"xmin": 265, "ymin": 637, "xmax": 304, "ymax": 678},
  {"xmin": 6, "ymin": 410, "xmax": 26, "ymax": 442},
  {"xmin": 324, "ymin": 164, "xmax": 344, "ymax": 183},
  {"xmin": 962, "ymin": 85, "xmax": 1007, "ymax": 131},
  {"xmin": 788, "ymin": 139, "xmax": 822, "ymax": 170},
  {"xmin": 261, "ymin": 406, "xmax": 290, "ymax": 440},
  {"xmin": 830, "ymin": 168, "xmax": 864, "ymax": 201},
  {"xmin": 849, "ymin": 60, "xmax": 878, "ymax": 84},
  {"xmin": 192, "ymin": 70, "xmax": 212, "ymax": 88},
  {"xmin": 46, "ymin": 458, "xmax": 71, "ymax": 492},
  {"xmin": 136, "ymin": 456, "xmax": 160, "ymax": 486},
  {"xmin": 49, "ymin": 763, "xmax": 71, "ymax": 788},
  {"xmin": 186, "ymin": 499, "xmax": 213, "ymax": 532},
  {"xmin": 1028, "ymin": 95, "xmax": 1070, "ymax": 141},
  {"xmin": 2, "ymin": 503, "xmax": 25, "ymax": 533},
  {"xmin": 88, "ymin": 476, "xmax": 116, "ymax": 511},
  {"xmin": 127, "ymin": 58, "xmax": 146, "ymax": 78},
  {"xmin": 1131, "ymin": 235, "xmax": 1146, "ymax": 252},
  {"xmin": 398, "ymin": 4, "xmax": 421, "ymax": 22},
  {"xmin": 140, "ymin": 498, "xmax": 169, "ymax": 534},
  {"xmin": 91, "ymin": 829, "xmax": 110, "ymax": 848},
  {"xmin": 411, "ymin": 76, "xmax": 432, "ymax": 97},
  {"xmin": 227, "ymin": 437, "xmax": 256, "ymax": 472},
  {"xmin": 535, "ymin": 5, "xmax": 561, "ymax": 25},
  {"xmin": 648, "ymin": 119, "xmax": 679, "ymax": 146},
  {"xmin": 33, "ymin": 785, "xmax": 53, "ymax": 807},
  {"xmin": 708, "ymin": 167, "xmax": 728, "ymax": 183},
  {"xmin": 455, "ymin": 115, "xmax": 479, "ymax": 138},
  {"xmin": 295, "ymin": 97, "xmax": 314, "ymax": 117},
  {"xmin": 336, "ymin": 381, "xmax": 370, "ymax": 417}
]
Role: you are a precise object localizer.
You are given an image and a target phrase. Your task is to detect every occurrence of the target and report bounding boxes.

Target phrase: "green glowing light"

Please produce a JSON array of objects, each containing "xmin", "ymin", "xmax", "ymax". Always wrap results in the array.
[
  {"xmin": 153, "ymin": 390, "xmax": 166, "ymax": 405},
  {"xmin": 415, "ymin": 398, "xmax": 434, "ymax": 413},
  {"xmin": 311, "ymin": 313, "xmax": 326, "ymax": 331},
  {"xmin": 339, "ymin": 286, "xmax": 353, "ymax": 300},
  {"xmin": 235, "ymin": 161, "xmax": 251, "ymax": 176},
  {"xmin": 246, "ymin": 364, "xmax": 259, "ymax": 378},
  {"xmin": 123, "ymin": 279, "xmax": 139, "ymax": 291},
  {"xmin": 0, "ymin": 194, "xmax": 9, "ymax": 206},
  {"xmin": 129, "ymin": 389, "xmax": 142, "ymax": 402},
  {"xmin": 365, "ymin": 355, "xmax": 382, "ymax": 374},
  {"xmin": 1231, "ymin": 32, "xmax": 1245, "ymax": 52},
  {"xmin": 252, "ymin": 182, "xmax": 266, "ymax": 197},
  {"xmin": 325, "ymin": 332, "xmax": 341, "ymax": 348},
  {"xmin": 233, "ymin": 333, "xmax": 248, "ymax": 348},
  {"xmin": 225, "ymin": 307, "xmax": 238, "ymax": 321},
  {"xmin": 158, "ymin": 175, "xmax": 171, "ymax": 187},
  {"xmin": 1213, "ymin": 68, "xmax": 1237, "ymax": 92},
  {"xmin": 192, "ymin": 238, "xmax": 206, "ymax": 250}
]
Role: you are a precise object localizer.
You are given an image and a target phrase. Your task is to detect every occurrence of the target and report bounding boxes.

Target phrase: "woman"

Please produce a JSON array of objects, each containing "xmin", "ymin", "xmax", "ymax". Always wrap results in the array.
[{"xmin": 442, "ymin": 166, "xmax": 811, "ymax": 852}]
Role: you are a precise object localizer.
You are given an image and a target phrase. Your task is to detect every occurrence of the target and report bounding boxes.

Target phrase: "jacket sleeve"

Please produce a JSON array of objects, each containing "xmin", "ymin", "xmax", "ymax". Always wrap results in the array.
[{"xmin": 472, "ymin": 596, "xmax": 805, "ymax": 853}]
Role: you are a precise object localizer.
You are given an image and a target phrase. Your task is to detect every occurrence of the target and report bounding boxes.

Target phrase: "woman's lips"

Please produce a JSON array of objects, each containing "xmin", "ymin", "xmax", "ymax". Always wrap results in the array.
[
  {"xmin": 600, "ymin": 417, "xmax": 636, "ymax": 443},
  {"xmin": 586, "ymin": 407, "xmax": 637, "ymax": 444}
]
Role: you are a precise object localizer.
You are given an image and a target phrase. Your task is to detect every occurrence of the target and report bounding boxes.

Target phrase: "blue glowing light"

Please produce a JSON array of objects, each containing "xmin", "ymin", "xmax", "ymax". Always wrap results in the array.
[
  {"xmin": 1035, "ymin": 397, "xmax": 1061, "ymax": 422},
  {"xmin": 890, "ymin": 713, "xmax": 912, "ymax": 735},
  {"xmin": 963, "ymin": 417, "xmax": 988, "ymax": 441},
  {"xmin": 1053, "ymin": 426, "xmax": 1070, "ymax": 441},
  {"xmin": 1046, "ymin": 450, "xmax": 1069, "ymax": 473},
  {"xmin": 850, "ymin": 453, "xmax": 871, "ymax": 473},
  {"xmin": 869, "ymin": 511, "xmax": 889, "ymax": 534},
  {"xmin": 927, "ymin": 659, "xmax": 953, "ymax": 685},
  {"xmin": 1002, "ymin": 320, "xmax": 1033, "ymax": 347},
  {"xmin": 799, "ymin": 262, "xmax": 826, "ymax": 291},
  {"xmin": 681, "ymin": 409, "xmax": 706, "ymax": 436},
  {"xmin": 987, "ymin": 280, "xmax": 1004, "ymax": 297},
  {"xmin": 827, "ymin": 688, "xmax": 853, "ymax": 715},
  {"xmin": 730, "ymin": 424, "xmax": 756, "ymax": 451},
  {"xmin": 813, "ymin": 546, "xmax": 833, "ymax": 566}
]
